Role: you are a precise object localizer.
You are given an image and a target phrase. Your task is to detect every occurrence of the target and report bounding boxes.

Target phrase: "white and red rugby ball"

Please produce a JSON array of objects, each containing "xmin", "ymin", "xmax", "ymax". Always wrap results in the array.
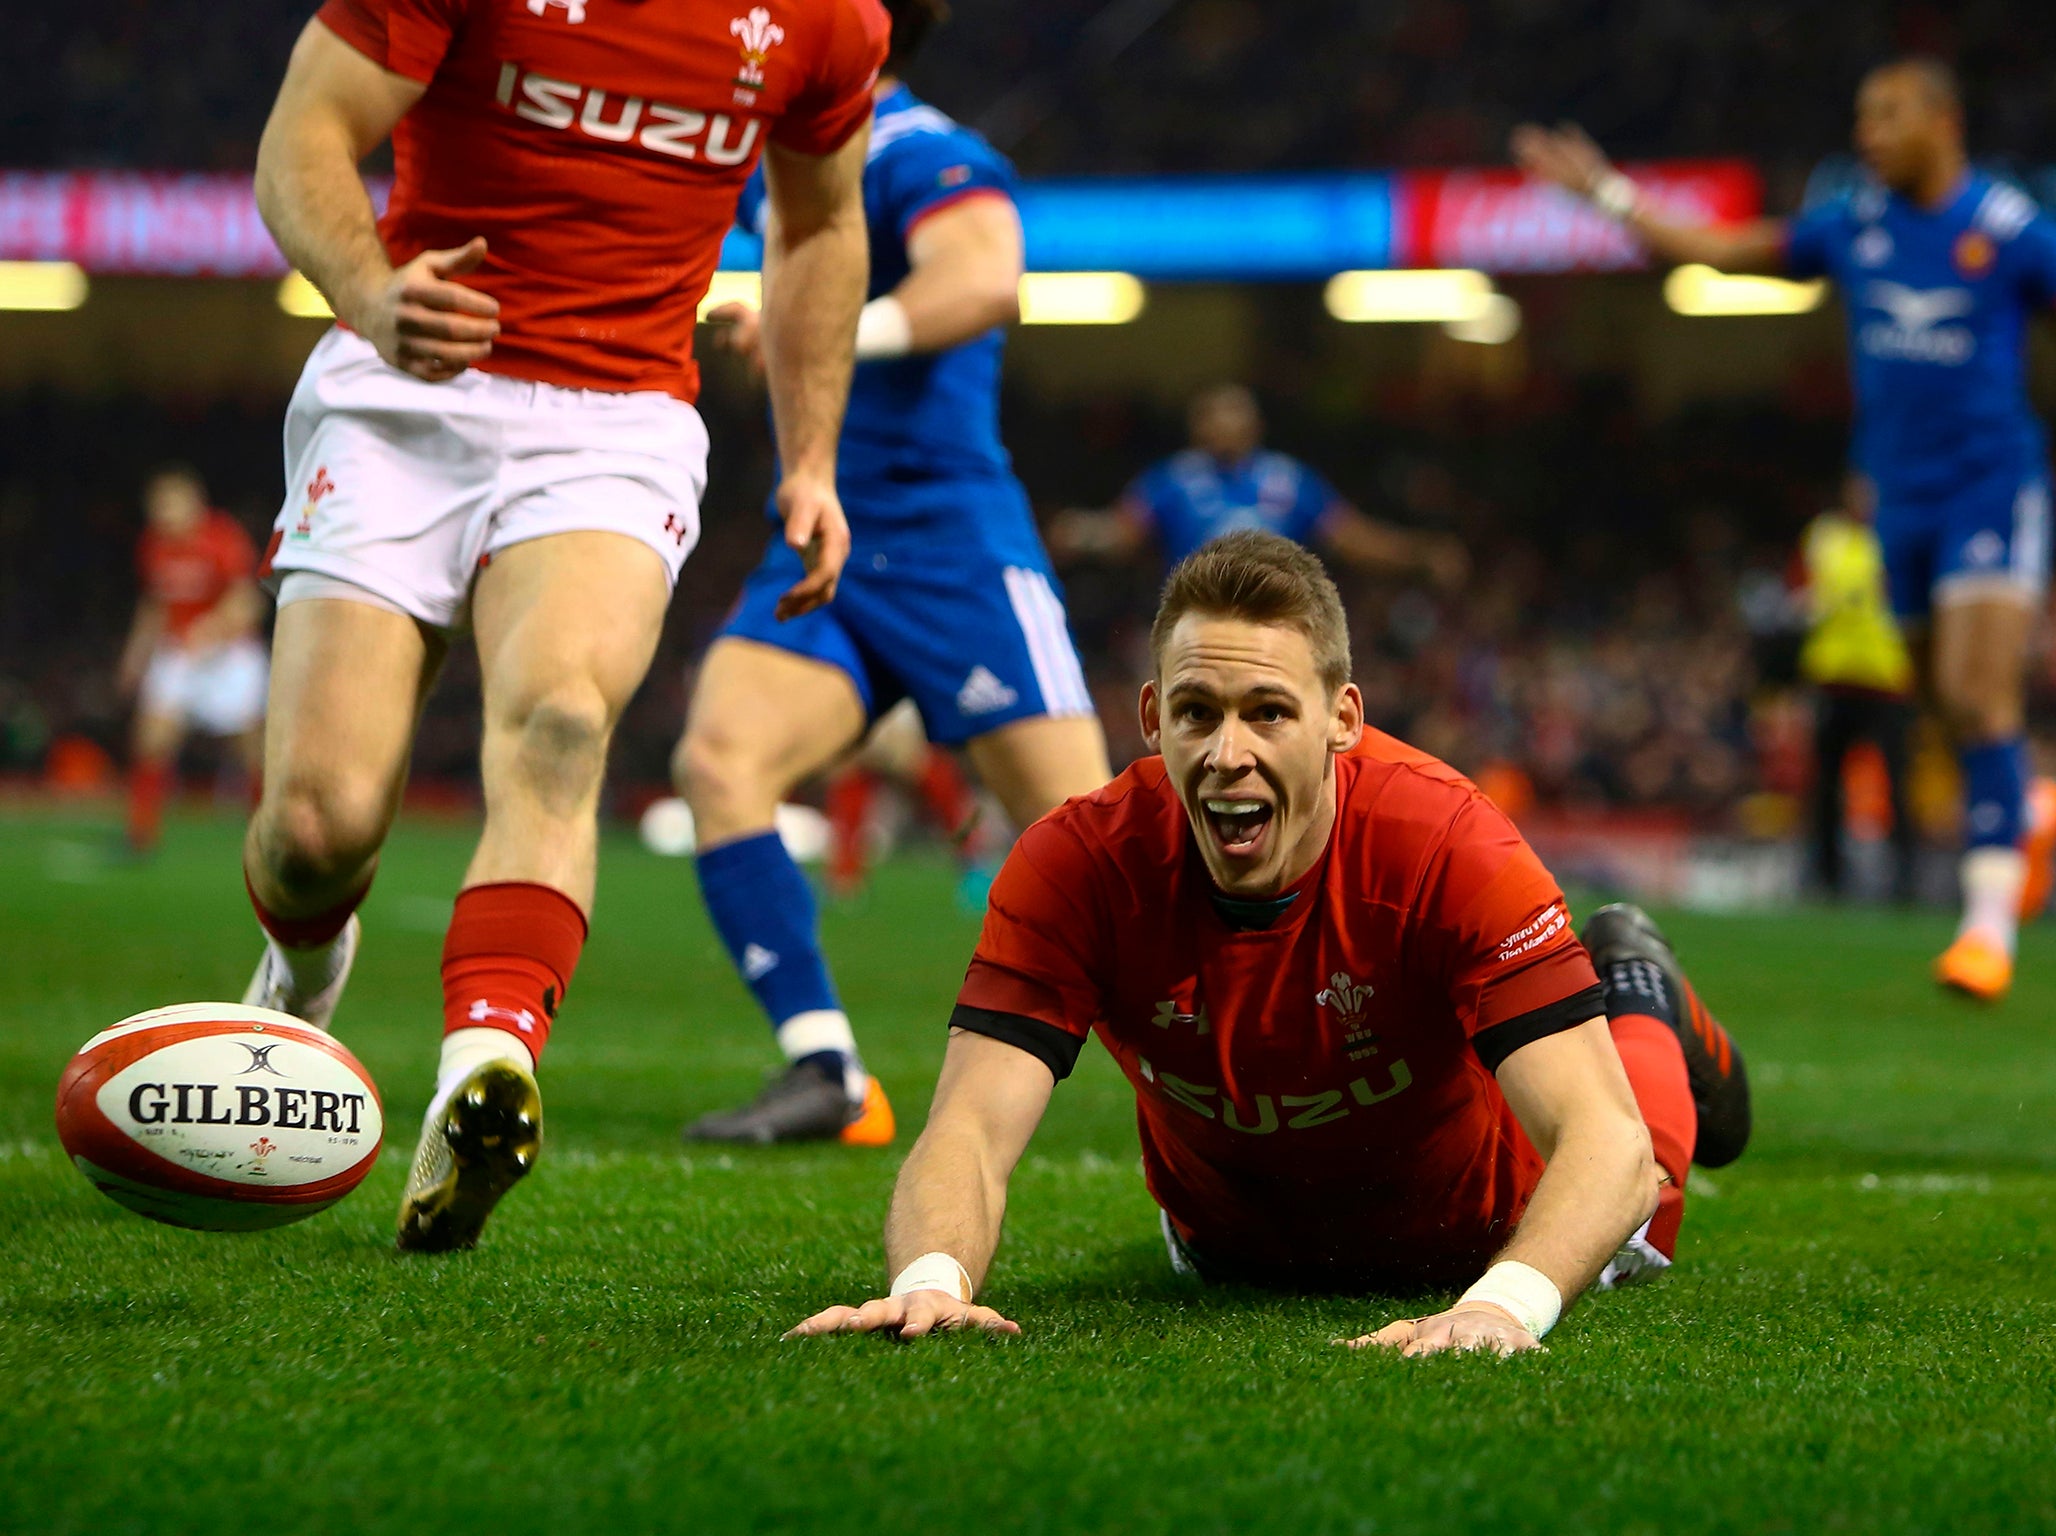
[{"xmin": 55, "ymin": 1003, "xmax": 384, "ymax": 1232}]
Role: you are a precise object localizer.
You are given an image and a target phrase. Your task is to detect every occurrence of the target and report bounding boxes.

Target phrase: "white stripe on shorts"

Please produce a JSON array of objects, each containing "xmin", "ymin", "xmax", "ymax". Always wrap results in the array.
[
  {"xmin": 1003, "ymin": 566, "xmax": 1094, "ymax": 716},
  {"xmin": 2013, "ymin": 478, "xmax": 2051, "ymax": 592}
]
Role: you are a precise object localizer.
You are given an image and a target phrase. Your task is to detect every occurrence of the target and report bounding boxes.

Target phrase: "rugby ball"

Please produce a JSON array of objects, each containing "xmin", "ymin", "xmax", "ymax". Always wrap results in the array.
[{"xmin": 54, "ymin": 1003, "xmax": 384, "ymax": 1232}]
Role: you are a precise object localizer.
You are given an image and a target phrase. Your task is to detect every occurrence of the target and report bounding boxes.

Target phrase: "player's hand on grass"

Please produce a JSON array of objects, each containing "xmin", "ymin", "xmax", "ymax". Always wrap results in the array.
[
  {"xmin": 783, "ymin": 1291, "xmax": 1021, "ymax": 1341},
  {"xmin": 704, "ymin": 301, "xmax": 765, "ymax": 375},
  {"xmin": 1510, "ymin": 122, "xmax": 1613, "ymax": 198},
  {"xmin": 352, "ymin": 237, "xmax": 501, "ymax": 384},
  {"xmin": 1336, "ymin": 1302, "xmax": 1542, "ymax": 1360},
  {"xmin": 773, "ymin": 472, "xmax": 851, "ymax": 619}
]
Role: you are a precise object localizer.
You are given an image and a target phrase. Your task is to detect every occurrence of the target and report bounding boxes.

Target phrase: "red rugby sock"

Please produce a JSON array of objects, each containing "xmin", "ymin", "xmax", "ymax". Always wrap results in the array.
[
  {"xmin": 915, "ymin": 748, "xmax": 976, "ymax": 841},
  {"xmin": 826, "ymin": 767, "xmax": 876, "ymax": 893},
  {"xmin": 439, "ymin": 882, "xmax": 587, "ymax": 1064},
  {"xmin": 1608, "ymin": 1011, "xmax": 1696, "ymax": 1259},
  {"xmin": 127, "ymin": 761, "xmax": 170, "ymax": 852},
  {"xmin": 247, "ymin": 867, "xmax": 372, "ymax": 950}
]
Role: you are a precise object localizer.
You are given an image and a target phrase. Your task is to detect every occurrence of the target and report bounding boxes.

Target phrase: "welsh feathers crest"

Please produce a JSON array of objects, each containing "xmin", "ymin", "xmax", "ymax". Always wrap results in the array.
[
  {"xmin": 1315, "ymin": 971, "xmax": 1374, "ymax": 1027},
  {"xmin": 731, "ymin": 7, "xmax": 787, "ymax": 87}
]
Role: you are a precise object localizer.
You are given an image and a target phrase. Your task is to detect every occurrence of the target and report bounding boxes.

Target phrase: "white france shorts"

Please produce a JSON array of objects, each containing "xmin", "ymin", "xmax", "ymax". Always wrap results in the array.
[{"xmin": 268, "ymin": 328, "xmax": 710, "ymax": 628}]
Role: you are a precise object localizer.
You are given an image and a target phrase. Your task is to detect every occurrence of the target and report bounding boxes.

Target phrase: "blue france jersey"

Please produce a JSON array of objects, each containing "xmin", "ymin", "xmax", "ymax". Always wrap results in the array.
[
  {"xmin": 736, "ymin": 86, "xmax": 1016, "ymax": 496},
  {"xmin": 1127, "ymin": 450, "xmax": 1340, "ymax": 563},
  {"xmin": 1787, "ymin": 173, "xmax": 2056, "ymax": 503}
]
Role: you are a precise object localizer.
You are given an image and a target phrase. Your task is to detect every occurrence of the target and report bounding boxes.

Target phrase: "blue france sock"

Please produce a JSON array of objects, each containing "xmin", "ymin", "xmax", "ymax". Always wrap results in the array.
[
  {"xmin": 695, "ymin": 832, "xmax": 857, "ymax": 1082},
  {"xmin": 1960, "ymin": 738, "xmax": 2029, "ymax": 850}
]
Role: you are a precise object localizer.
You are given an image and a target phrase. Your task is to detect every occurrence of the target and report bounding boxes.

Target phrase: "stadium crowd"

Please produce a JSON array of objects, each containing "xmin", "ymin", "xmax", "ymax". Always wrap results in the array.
[
  {"xmin": 0, "ymin": 378, "xmax": 1823, "ymax": 824},
  {"xmin": 7, "ymin": 0, "xmax": 2055, "ymax": 184}
]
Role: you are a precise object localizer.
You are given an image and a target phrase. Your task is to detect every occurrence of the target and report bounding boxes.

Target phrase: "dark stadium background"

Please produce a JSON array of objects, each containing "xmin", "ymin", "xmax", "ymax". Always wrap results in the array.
[{"xmin": 6, "ymin": 0, "xmax": 2056, "ymax": 882}]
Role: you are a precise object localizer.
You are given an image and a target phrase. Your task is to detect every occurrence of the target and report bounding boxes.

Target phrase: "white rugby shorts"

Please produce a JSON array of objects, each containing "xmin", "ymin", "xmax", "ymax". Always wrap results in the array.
[
  {"xmin": 269, "ymin": 328, "xmax": 710, "ymax": 627},
  {"xmin": 140, "ymin": 639, "xmax": 268, "ymax": 735}
]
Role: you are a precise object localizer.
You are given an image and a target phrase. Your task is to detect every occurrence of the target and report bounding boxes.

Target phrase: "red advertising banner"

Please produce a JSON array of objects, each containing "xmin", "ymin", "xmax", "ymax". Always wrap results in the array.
[
  {"xmin": 0, "ymin": 172, "xmax": 387, "ymax": 276},
  {"xmin": 2, "ymin": 163, "xmax": 1760, "ymax": 278},
  {"xmin": 1394, "ymin": 160, "xmax": 1762, "ymax": 272}
]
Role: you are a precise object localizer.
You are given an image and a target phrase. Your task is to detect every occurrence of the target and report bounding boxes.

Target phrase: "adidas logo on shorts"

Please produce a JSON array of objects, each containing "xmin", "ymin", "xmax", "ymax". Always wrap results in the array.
[{"xmin": 956, "ymin": 666, "xmax": 1019, "ymax": 717}]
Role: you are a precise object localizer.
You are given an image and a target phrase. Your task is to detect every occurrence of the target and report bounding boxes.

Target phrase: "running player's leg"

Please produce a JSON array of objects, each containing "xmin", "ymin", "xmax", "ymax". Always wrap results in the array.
[
  {"xmin": 673, "ymin": 635, "xmax": 877, "ymax": 1142},
  {"xmin": 1932, "ymin": 594, "xmax": 2035, "ymax": 985},
  {"xmin": 1581, "ymin": 903, "xmax": 1751, "ymax": 1282},
  {"xmin": 1928, "ymin": 473, "xmax": 2049, "ymax": 996},
  {"xmin": 188, "ymin": 638, "xmax": 270, "ymax": 809},
  {"xmin": 396, "ymin": 530, "xmax": 670, "ymax": 1251},
  {"xmin": 964, "ymin": 713, "xmax": 1112, "ymax": 828},
  {"xmin": 243, "ymin": 593, "xmax": 445, "ymax": 1024},
  {"xmin": 125, "ymin": 665, "xmax": 188, "ymax": 856}
]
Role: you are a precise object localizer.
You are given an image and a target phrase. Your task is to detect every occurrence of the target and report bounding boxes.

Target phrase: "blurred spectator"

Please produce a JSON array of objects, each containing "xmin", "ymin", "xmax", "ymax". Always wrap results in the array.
[{"xmin": 1794, "ymin": 472, "xmax": 1917, "ymax": 899}]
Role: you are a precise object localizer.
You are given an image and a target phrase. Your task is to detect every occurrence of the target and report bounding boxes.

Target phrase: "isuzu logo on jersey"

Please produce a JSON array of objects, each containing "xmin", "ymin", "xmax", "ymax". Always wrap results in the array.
[
  {"xmin": 495, "ymin": 63, "xmax": 763, "ymax": 166},
  {"xmin": 1136, "ymin": 1056, "xmax": 1414, "ymax": 1134},
  {"xmin": 1860, "ymin": 281, "xmax": 1976, "ymax": 365}
]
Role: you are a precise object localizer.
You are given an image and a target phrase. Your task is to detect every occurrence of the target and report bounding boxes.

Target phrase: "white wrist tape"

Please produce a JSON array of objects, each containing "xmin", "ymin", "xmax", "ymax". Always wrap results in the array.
[
  {"xmin": 1589, "ymin": 170, "xmax": 1640, "ymax": 221},
  {"xmin": 889, "ymin": 1251, "xmax": 972, "ymax": 1302},
  {"xmin": 853, "ymin": 295, "xmax": 913, "ymax": 360},
  {"xmin": 1459, "ymin": 1260, "xmax": 1562, "ymax": 1339}
]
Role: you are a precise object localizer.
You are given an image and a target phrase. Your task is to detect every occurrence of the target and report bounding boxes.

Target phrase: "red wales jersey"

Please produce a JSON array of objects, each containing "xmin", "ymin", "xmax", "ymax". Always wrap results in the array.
[
  {"xmin": 954, "ymin": 729, "xmax": 1604, "ymax": 1286},
  {"xmin": 317, "ymin": 0, "xmax": 889, "ymax": 399},
  {"xmin": 138, "ymin": 511, "xmax": 259, "ymax": 645}
]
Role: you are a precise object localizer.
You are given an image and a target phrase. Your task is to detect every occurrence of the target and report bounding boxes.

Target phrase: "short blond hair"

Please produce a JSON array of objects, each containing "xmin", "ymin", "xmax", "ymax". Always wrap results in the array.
[{"xmin": 1150, "ymin": 531, "xmax": 1352, "ymax": 693}]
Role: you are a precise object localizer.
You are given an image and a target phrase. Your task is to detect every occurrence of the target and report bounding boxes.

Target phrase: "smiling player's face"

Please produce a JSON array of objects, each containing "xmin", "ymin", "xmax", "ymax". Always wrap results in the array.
[
  {"xmin": 1854, "ymin": 67, "xmax": 1956, "ymax": 193},
  {"xmin": 1143, "ymin": 615, "xmax": 1364, "ymax": 898}
]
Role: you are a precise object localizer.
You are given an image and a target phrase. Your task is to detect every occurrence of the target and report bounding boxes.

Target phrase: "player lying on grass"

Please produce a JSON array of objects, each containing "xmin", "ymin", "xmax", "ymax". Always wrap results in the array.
[{"xmin": 790, "ymin": 531, "xmax": 1750, "ymax": 1356}]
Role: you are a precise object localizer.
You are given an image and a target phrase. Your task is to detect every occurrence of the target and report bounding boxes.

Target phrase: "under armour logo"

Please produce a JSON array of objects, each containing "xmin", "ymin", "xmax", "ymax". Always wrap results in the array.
[
  {"xmin": 469, "ymin": 999, "xmax": 538, "ymax": 1033},
  {"xmin": 663, "ymin": 512, "xmax": 690, "ymax": 546},
  {"xmin": 526, "ymin": 0, "xmax": 586, "ymax": 22},
  {"xmin": 236, "ymin": 1043, "xmax": 289, "ymax": 1077},
  {"xmin": 1151, "ymin": 999, "xmax": 1210, "ymax": 1035}
]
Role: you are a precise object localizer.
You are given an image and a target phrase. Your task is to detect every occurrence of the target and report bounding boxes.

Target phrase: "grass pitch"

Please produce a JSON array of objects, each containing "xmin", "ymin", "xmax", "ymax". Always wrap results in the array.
[{"xmin": 3, "ymin": 805, "xmax": 2054, "ymax": 1535}]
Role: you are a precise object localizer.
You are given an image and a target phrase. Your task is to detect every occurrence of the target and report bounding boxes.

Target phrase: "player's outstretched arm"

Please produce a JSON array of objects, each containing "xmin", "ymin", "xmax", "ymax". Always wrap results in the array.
[
  {"xmin": 1510, "ymin": 123, "xmax": 1790, "ymax": 275},
  {"xmin": 884, "ymin": 195, "xmax": 1025, "ymax": 354},
  {"xmin": 1046, "ymin": 499, "xmax": 1154, "ymax": 564},
  {"xmin": 785, "ymin": 1029, "xmax": 1055, "ymax": 1341},
  {"xmin": 759, "ymin": 128, "xmax": 872, "ymax": 620},
  {"xmin": 256, "ymin": 21, "xmax": 499, "ymax": 383},
  {"xmin": 1343, "ymin": 1018, "xmax": 1656, "ymax": 1359},
  {"xmin": 1319, "ymin": 504, "xmax": 1469, "ymax": 591},
  {"xmin": 704, "ymin": 195, "xmax": 1020, "ymax": 372}
]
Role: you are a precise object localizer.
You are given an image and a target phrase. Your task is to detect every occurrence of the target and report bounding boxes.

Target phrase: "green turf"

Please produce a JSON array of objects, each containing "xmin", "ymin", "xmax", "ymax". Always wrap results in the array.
[{"xmin": 3, "ymin": 806, "xmax": 2054, "ymax": 1535}]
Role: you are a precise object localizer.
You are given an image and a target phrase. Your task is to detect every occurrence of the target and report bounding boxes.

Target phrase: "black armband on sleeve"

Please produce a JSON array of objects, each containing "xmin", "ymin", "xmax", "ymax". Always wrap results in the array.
[
  {"xmin": 948, "ymin": 1004, "xmax": 1087, "ymax": 1082},
  {"xmin": 1470, "ymin": 982, "xmax": 1607, "ymax": 1073}
]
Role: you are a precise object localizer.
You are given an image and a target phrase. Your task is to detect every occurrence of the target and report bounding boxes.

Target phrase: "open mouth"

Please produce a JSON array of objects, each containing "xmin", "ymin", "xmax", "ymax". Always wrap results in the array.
[{"xmin": 1202, "ymin": 797, "xmax": 1275, "ymax": 858}]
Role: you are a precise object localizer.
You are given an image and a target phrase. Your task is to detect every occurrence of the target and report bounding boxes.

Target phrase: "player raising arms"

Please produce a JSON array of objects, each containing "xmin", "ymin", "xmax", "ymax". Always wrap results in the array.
[
  {"xmin": 117, "ymin": 465, "xmax": 268, "ymax": 857},
  {"xmin": 1050, "ymin": 383, "xmax": 1468, "ymax": 586},
  {"xmin": 240, "ymin": 0, "xmax": 886, "ymax": 1250},
  {"xmin": 1516, "ymin": 58, "xmax": 2056, "ymax": 1001},
  {"xmin": 672, "ymin": 0, "xmax": 1111, "ymax": 1145},
  {"xmin": 789, "ymin": 532, "xmax": 1751, "ymax": 1354}
]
